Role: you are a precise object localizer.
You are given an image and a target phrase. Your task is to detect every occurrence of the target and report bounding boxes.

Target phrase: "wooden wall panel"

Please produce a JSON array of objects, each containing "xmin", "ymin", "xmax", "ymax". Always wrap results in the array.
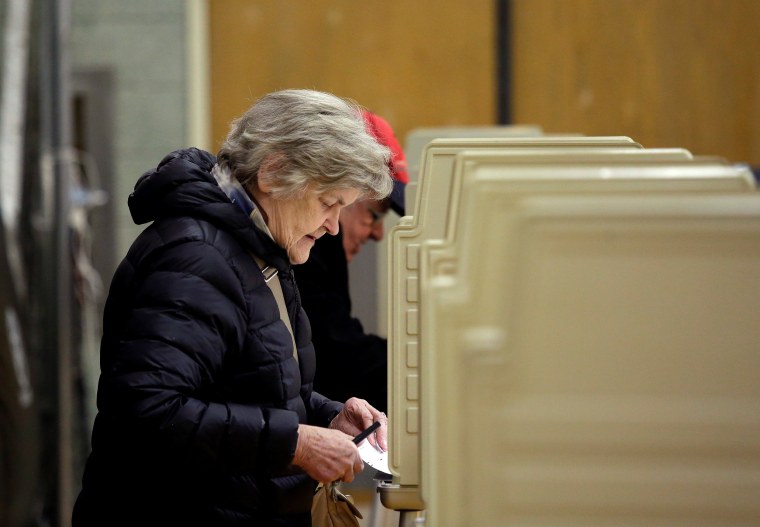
[
  {"xmin": 511, "ymin": 0, "xmax": 760, "ymax": 165},
  {"xmin": 209, "ymin": 0, "xmax": 496, "ymax": 150}
]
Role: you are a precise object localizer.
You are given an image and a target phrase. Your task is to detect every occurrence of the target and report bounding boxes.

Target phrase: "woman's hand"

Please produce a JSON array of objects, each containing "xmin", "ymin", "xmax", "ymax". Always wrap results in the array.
[
  {"xmin": 292, "ymin": 425, "xmax": 363, "ymax": 483},
  {"xmin": 329, "ymin": 397, "xmax": 388, "ymax": 452},
  {"xmin": 292, "ymin": 398, "xmax": 388, "ymax": 483}
]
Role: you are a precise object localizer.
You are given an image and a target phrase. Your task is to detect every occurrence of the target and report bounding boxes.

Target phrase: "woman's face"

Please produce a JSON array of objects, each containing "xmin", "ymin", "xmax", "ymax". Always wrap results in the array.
[{"xmin": 264, "ymin": 186, "xmax": 361, "ymax": 264}]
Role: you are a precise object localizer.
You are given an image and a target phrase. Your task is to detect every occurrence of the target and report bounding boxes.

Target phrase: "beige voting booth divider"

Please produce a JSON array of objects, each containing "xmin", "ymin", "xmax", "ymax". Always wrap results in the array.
[
  {"xmin": 385, "ymin": 138, "xmax": 657, "ymax": 508},
  {"xmin": 366, "ymin": 127, "xmax": 547, "ymax": 341},
  {"xmin": 380, "ymin": 136, "xmax": 757, "ymax": 525},
  {"xmin": 404, "ymin": 126, "xmax": 545, "ymax": 181}
]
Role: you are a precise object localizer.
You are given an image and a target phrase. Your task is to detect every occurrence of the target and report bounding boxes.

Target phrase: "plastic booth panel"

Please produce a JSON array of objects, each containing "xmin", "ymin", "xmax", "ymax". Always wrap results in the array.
[
  {"xmin": 388, "ymin": 140, "xmax": 659, "ymax": 496},
  {"xmin": 404, "ymin": 136, "xmax": 643, "ymax": 217},
  {"xmin": 405, "ymin": 125, "xmax": 545, "ymax": 181},
  {"xmin": 382, "ymin": 139, "xmax": 754, "ymax": 512},
  {"xmin": 421, "ymin": 188, "xmax": 760, "ymax": 526}
]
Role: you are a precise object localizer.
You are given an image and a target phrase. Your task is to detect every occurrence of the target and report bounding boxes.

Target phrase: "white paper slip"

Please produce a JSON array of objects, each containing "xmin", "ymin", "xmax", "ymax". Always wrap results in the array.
[{"xmin": 358, "ymin": 439, "xmax": 390, "ymax": 474}]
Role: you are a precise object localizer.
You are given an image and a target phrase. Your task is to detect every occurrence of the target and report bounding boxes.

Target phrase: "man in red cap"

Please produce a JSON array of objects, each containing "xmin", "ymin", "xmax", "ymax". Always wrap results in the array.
[{"xmin": 293, "ymin": 111, "xmax": 408, "ymax": 413}]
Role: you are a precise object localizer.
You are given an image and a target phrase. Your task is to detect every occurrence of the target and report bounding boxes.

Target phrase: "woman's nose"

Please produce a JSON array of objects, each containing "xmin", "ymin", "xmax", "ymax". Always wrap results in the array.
[{"xmin": 324, "ymin": 209, "xmax": 340, "ymax": 235}]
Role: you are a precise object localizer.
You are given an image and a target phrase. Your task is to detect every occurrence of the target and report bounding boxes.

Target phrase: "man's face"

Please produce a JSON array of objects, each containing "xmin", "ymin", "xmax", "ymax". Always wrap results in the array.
[{"xmin": 340, "ymin": 199, "xmax": 389, "ymax": 262}]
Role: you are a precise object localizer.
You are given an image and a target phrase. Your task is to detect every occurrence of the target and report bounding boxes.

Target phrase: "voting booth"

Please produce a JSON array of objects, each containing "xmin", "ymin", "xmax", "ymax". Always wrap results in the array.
[
  {"xmin": 380, "ymin": 135, "xmax": 759, "ymax": 526},
  {"xmin": 364, "ymin": 127, "xmax": 549, "ymax": 342},
  {"xmin": 405, "ymin": 126, "xmax": 544, "ymax": 182}
]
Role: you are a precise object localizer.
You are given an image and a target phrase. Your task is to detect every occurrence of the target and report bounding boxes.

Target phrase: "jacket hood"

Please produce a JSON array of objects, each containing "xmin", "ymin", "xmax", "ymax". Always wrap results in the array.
[
  {"xmin": 129, "ymin": 148, "xmax": 219, "ymax": 225},
  {"xmin": 128, "ymin": 148, "xmax": 289, "ymax": 270}
]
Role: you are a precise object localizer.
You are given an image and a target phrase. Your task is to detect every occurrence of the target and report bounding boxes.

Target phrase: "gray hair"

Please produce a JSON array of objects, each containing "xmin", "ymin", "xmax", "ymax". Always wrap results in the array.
[{"xmin": 217, "ymin": 89, "xmax": 392, "ymax": 201}]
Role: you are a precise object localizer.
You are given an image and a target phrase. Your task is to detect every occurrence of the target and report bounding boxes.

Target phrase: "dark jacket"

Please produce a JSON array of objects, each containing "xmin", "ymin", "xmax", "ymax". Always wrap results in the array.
[
  {"xmin": 293, "ymin": 232, "xmax": 387, "ymax": 412},
  {"xmin": 73, "ymin": 148, "xmax": 342, "ymax": 527}
]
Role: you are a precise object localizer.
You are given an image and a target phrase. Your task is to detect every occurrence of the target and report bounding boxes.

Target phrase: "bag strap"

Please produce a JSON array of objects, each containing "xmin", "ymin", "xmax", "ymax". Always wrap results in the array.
[{"xmin": 251, "ymin": 254, "xmax": 298, "ymax": 363}]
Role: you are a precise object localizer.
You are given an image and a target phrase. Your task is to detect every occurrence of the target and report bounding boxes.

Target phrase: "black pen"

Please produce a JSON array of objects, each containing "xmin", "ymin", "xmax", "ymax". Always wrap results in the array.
[{"xmin": 352, "ymin": 421, "xmax": 381, "ymax": 444}]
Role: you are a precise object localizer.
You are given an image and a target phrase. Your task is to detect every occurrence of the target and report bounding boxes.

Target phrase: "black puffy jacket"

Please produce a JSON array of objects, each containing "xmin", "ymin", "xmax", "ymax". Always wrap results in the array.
[
  {"xmin": 73, "ymin": 148, "xmax": 342, "ymax": 526},
  {"xmin": 294, "ymin": 232, "xmax": 388, "ymax": 412}
]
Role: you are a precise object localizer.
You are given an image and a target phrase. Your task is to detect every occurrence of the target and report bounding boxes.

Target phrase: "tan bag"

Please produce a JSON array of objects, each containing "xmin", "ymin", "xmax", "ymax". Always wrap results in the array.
[{"xmin": 311, "ymin": 482, "xmax": 363, "ymax": 527}]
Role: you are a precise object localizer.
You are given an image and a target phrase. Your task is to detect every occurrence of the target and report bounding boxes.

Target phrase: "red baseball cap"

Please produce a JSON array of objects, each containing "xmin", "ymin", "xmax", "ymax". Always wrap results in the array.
[{"xmin": 362, "ymin": 110, "xmax": 409, "ymax": 216}]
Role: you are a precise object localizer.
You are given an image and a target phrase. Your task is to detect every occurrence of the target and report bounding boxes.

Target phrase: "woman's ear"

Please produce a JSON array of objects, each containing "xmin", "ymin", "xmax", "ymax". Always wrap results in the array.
[{"xmin": 256, "ymin": 154, "xmax": 285, "ymax": 194}]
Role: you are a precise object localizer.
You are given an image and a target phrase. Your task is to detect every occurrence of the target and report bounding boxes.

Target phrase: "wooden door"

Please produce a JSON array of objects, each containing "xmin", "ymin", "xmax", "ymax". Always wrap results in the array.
[
  {"xmin": 209, "ymin": 0, "xmax": 497, "ymax": 150},
  {"xmin": 511, "ymin": 0, "xmax": 760, "ymax": 165}
]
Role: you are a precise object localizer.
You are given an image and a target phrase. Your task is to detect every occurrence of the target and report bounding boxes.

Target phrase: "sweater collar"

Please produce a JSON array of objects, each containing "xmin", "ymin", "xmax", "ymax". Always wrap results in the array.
[{"xmin": 212, "ymin": 163, "xmax": 276, "ymax": 243}]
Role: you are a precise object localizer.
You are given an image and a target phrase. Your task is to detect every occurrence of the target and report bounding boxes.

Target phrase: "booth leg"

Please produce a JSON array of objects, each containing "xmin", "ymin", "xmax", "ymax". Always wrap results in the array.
[{"xmin": 397, "ymin": 510, "xmax": 425, "ymax": 527}]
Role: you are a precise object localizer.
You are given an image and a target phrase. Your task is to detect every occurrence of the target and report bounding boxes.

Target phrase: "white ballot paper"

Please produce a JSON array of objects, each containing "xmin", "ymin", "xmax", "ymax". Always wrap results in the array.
[{"xmin": 357, "ymin": 439, "xmax": 390, "ymax": 474}]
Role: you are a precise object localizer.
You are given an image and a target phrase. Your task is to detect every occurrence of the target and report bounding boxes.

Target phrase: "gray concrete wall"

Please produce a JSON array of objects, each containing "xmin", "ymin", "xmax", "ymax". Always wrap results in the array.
[{"xmin": 70, "ymin": 0, "xmax": 189, "ymax": 261}]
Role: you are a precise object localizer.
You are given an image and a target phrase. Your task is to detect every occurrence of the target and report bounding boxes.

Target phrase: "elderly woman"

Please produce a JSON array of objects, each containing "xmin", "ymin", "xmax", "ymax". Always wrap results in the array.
[{"xmin": 72, "ymin": 89, "xmax": 390, "ymax": 527}]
